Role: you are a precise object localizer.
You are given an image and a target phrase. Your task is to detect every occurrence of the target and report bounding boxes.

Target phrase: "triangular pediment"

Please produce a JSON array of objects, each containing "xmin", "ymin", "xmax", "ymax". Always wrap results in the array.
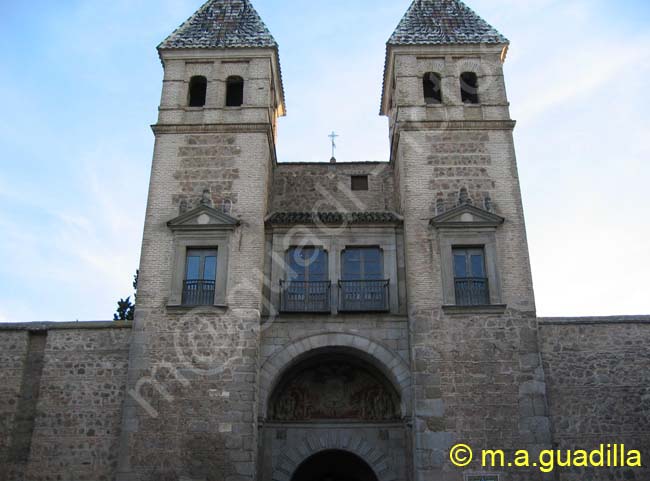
[
  {"xmin": 167, "ymin": 205, "xmax": 240, "ymax": 231},
  {"xmin": 430, "ymin": 204, "xmax": 504, "ymax": 228}
]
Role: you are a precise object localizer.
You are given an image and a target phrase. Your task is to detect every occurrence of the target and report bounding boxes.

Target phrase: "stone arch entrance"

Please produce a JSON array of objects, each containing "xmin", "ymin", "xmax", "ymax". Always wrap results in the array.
[
  {"xmin": 291, "ymin": 450, "xmax": 378, "ymax": 481},
  {"xmin": 268, "ymin": 353, "xmax": 401, "ymax": 422},
  {"xmin": 258, "ymin": 337, "xmax": 410, "ymax": 481},
  {"xmin": 259, "ymin": 333, "xmax": 412, "ymax": 418}
]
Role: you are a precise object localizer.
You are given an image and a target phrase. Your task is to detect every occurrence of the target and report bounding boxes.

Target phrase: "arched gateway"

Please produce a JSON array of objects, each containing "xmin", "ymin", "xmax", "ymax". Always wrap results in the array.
[
  {"xmin": 258, "ymin": 335, "xmax": 410, "ymax": 481},
  {"xmin": 291, "ymin": 450, "xmax": 378, "ymax": 481}
]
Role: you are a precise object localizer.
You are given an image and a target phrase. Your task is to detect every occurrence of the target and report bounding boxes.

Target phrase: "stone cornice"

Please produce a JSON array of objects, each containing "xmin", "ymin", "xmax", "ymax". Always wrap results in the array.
[
  {"xmin": 0, "ymin": 321, "xmax": 133, "ymax": 331},
  {"xmin": 396, "ymin": 120, "xmax": 516, "ymax": 131},
  {"xmin": 538, "ymin": 316, "xmax": 650, "ymax": 325},
  {"xmin": 151, "ymin": 123, "xmax": 274, "ymax": 135},
  {"xmin": 442, "ymin": 305, "xmax": 508, "ymax": 315},
  {"xmin": 265, "ymin": 211, "xmax": 404, "ymax": 227}
]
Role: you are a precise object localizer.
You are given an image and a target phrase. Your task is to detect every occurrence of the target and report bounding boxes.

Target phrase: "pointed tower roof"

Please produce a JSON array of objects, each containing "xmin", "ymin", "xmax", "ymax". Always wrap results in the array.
[
  {"xmin": 388, "ymin": 0, "xmax": 508, "ymax": 46},
  {"xmin": 159, "ymin": 0, "xmax": 278, "ymax": 49}
]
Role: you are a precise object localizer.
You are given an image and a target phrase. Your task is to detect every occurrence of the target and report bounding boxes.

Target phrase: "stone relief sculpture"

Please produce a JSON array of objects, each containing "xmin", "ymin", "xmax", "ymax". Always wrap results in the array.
[
  {"xmin": 270, "ymin": 361, "xmax": 399, "ymax": 421},
  {"xmin": 200, "ymin": 188, "xmax": 213, "ymax": 207}
]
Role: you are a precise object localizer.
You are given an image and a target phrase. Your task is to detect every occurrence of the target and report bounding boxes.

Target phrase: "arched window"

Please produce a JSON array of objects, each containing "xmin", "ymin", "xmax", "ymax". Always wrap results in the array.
[
  {"xmin": 460, "ymin": 72, "xmax": 479, "ymax": 104},
  {"xmin": 423, "ymin": 72, "xmax": 442, "ymax": 104},
  {"xmin": 188, "ymin": 76, "xmax": 207, "ymax": 107},
  {"xmin": 226, "ymin": 76, "xmax": 244, "ymax": 107}
]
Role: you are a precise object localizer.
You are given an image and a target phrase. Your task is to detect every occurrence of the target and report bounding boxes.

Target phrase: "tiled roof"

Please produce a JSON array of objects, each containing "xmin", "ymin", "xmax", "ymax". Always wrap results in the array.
[
  {"xmin": 159, "ymin": 0, "xmax": 278, "ymax": 49},
  {"xmin": 388, "ymin": 0, "xmax": 508, "ymax": 46},
  {"xmin": 266, "ymin": 212, "xmax": 403, "ymax": 226}
]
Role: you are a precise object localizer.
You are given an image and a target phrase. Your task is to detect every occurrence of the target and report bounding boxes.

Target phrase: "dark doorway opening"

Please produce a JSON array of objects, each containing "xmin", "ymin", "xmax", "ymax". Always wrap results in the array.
[{"xmin": 291, "ymin": 450, "xmax": 378, "ymax": 481}]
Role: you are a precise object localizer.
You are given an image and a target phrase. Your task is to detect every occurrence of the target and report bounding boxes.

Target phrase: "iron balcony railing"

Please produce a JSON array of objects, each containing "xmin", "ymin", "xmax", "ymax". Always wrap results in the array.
[
  {"xmin": 182, "ymin": 280, "xmax": 216, "ymax": 306},
  {"xmin": 338, "ymin": 280, "xmax": 390, "ymax": 312},
  {"xmin": 454, "ymin": 277, "xmax": 490, "ymax": 306},
  {"xmin": 280, "ymin": 281, "xmax": 332, "ymax": 313}
]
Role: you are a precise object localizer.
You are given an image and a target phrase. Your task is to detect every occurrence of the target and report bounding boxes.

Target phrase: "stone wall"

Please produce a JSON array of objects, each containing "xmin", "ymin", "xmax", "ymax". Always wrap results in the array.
[
  {"xmin": 539, "ymin": 317, "xmax": 650, "ymax": 481},
  {"xmin": 0, "ymin": 322, "xmax": 131, "ymax": 481},
  {"xmin": 121, "ymin": 126, "xmax": 273, "ymax": 481},
  {"xmin": 391, "ymin": 122, "xmax": 545, "ymax": 481},
  {"xmin": 271, "ymin": 162, "xmax": 396, "ymax": 213},
  {"xmin": 0, "ymin": 330, "xmax": 30, "ymax": 481}
]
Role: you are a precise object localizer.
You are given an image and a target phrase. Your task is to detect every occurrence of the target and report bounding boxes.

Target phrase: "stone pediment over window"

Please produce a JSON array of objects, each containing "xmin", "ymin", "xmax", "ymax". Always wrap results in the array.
[
  {"xmin": 167, "ymin": 205, "xmax": 240, "ymax": 232},
  {"xmin": 430, "ymin": 204, "xmax": 504, "ymax": 229}
]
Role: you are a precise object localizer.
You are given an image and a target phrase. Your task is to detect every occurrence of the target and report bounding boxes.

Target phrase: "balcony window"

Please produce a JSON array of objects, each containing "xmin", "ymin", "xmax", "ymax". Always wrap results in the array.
[
  {"xmin": 453, "ymin": 247, "xmax": 489, "ymax": 306},
  {"xmin": 281, "ymin": 247, "xmax": 330, "ymax": 313},
  {"xmin": 182, "ymin": 248, "xmax": 217, "ymax": 306},
  {"xmin": 339, "ymin": 247, "xmax": 389, "ymax": 312}
]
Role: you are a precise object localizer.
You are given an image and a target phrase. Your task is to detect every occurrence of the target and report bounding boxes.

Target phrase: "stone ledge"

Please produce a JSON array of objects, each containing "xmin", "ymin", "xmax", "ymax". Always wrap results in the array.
[
  {"xmin": 396, "ymin": 120, "xmax": 517, "ymax": 131},
  {"xmin": 261, "ymin": 314, "xmax": 409, "ymax": 323},
  {"xmin": 538, "ymin": 316, "xmax": 650, "ymax": 325},
  {"xmin": 0, "ymin": 321, "xmax": 132, "ymax": 331},
  {"xmin": 442, "ymin": 304, "xmax": 507, "ymax": 315},
  {"xmin": 151, "ymin": 123, "xmax": 273, "ymax": 135},
  {"xmin": 166, "ymin": 304, "xmax": 229, "ymax": 313}
]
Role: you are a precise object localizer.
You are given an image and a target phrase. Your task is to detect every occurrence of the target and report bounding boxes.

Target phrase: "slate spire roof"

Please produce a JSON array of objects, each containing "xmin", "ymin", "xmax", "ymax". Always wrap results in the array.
[
  {"xmin": 159, "ymin": 0, "xmax": 278, "ymax": 49},
  {"xmin": 388, "ymin": 0, "xmax": 508, "ymax": 46}
]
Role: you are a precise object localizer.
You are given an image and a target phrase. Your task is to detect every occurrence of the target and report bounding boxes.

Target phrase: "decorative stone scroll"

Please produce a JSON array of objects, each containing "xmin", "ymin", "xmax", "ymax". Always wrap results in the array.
[{"xmin": 270, "ymin": 360, "xmax": 400, "ymax": 421}]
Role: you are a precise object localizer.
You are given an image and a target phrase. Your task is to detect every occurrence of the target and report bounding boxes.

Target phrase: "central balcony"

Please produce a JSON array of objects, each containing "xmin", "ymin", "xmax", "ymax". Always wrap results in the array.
[
  {"xmin": 338, "ymin": 280, "xmax": 390, "ymax": 313},
  {"xmin": 280, "ymin": 281, "xmax": 332, "ymax": 313}
]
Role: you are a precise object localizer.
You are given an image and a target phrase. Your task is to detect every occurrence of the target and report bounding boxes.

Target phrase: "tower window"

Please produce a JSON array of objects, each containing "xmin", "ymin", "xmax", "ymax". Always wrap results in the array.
[
  {"xmin": 188, "ymin": 76, "xmax": 207, "ymax": 107},
  {"xmin": 423, "ymin": 72, "xmax": 442, "ymax": 104},
  {"xmin": 182, "ymin": 248, "xmax": 218, "ymax": 306},
  {"xmin": 351, "ymin": 175, "xmax": 369, "ymax": 191},
  {"xmin": 226, "ymin": 76, "xmax": 244, "ymax": 107},
  {"xmin": 460, "ymin": 72, "xmax": 479, "ymax": 104},
  {"xmin": 453, "ymin": 247, "xmax": 489, "ymax": 306}
]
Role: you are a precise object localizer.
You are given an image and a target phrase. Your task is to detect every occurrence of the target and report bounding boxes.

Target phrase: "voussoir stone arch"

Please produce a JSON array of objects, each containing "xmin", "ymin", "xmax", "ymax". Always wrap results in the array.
[
  {"xmin": 272, "ymin": 431, "xmax": 397, "ymax": 481},
  {"xmin": 259, "ymin": 333, "xmax": 412, "ymax": 418}
]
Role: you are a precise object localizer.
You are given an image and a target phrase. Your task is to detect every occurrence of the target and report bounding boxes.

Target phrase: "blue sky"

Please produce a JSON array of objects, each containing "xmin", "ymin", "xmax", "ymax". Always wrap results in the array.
[{"xmin": 0, "ymin": 0, "xmax": 649, "ymax": 321}]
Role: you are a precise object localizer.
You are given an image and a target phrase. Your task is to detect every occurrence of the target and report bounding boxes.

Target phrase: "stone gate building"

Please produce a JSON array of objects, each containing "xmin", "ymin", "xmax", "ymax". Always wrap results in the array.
[{"xmin": 1, "ymin": 1, "xmax": 649, "ymax": 481}]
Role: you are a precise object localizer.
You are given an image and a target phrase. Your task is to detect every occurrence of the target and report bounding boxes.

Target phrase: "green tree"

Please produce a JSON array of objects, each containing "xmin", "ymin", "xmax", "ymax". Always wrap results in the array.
[{"xmin": 113, "ymin": 270, "xmax": 138, "ymax": 321}]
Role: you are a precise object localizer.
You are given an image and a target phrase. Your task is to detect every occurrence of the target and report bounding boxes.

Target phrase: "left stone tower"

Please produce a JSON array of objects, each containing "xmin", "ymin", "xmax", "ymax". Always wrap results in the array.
[{"xmin": 117, "ymin": 1, "xmax": 285, "ymax": 480}]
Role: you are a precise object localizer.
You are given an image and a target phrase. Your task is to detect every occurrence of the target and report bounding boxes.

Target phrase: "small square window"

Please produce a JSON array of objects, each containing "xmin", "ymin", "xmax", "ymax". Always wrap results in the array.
[{"xmin": 351, "ymin": 175, "xmax": 369, "ymax": 191}]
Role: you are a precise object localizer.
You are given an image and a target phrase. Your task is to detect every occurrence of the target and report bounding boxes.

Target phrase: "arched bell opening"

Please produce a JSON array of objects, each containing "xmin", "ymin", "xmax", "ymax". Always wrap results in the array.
[{"xmin": 291, "ymin": 450, "xmax": 379, "ymax": 481}]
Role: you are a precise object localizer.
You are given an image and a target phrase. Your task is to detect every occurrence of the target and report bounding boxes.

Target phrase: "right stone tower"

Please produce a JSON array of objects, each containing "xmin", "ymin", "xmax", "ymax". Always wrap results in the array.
[{"xmin": 381, "ymin": 1, "xmax": 553, "ymax": 480}]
